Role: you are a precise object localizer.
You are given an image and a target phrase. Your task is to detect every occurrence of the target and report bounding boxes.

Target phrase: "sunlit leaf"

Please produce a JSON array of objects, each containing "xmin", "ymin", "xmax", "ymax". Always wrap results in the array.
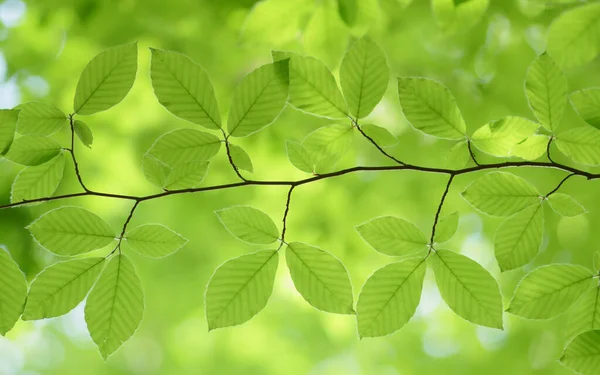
[
  {"xmin": 567, "ymin": 287, "xmax": 600, "ymax": 339},
  {"xmin": 446, "ymin": 140, "xmax": 469, "ymax": 168},
  {"xmin": 11, "ymin": 153, "xmax": 65, "ymax": 203},
  {"xmin": 15, "ymin": 102, "xmax": 66, "ymax": 135},
  {"xmin": 73, "ymin": 120, "xmax": 93, "ymax": 148},
  {"xmin": 286, "ymin": 140, "xmax": 314, "ymax": 173},
  {"xmin": 570, "ymin": 88, "xmax": 600, "ymax": 130},
  {"xmin": 547, "ymin": 193, "xmax": 586, "ymax": 217},
  {"xmin": 435, "ymin": 212, "xmax": 459, "ymax": 243},
  {"xmin": 512, "ymin": 135, "xmax": 548, "ymax": 161},
  {"xmin": 216, "ymin": 206, "xmax": 279, "ymax": 244},
  {"xmin": 142, "ymin": 155, "xmax": 170, "ymax": 189},
  {"xmin": 555, "ymin": 127, "xmax": 600, "ymax": 166},
  {"xmin": 471, "ymin": 116, "xmax": 539, "ymax": 157},
  {"xmin": 0, "ymin": 109, "xmax": 19, "ymax": 155},
  {"xmin": 4, "ymin": 136, "xmax": 62, "ymax": 166},
  {"xmin": 302, "ymin": 123, "xmax": 354, "ymax": 162},
  {"xmin": 356, "ymin": 216, "xmax": 428, "ymax": 256},
  {"xmin": 147, "ymin": 129, "xmax": 221, "ymax": 167},
  {"xmin": 525, "ymin": 53, "xmax": 567, "ymax": 131},
  {"xmin": 229, "ymin": 144, "xmax": 254, "ymax": 173},
  {"xmin": 163, "ymin": 161, "xmax": 209, "ymax": 190},
  {"xmin": 560, "ymin": 330, "xmax": 600, "ymax": 375},
  {"xmin": 359, "ymin": 124, "xmax": 397, "ymax": 147},
  {"xmin": 125, "ymin": 224, "xmax": 188, "ymax": 258},
  {"xmin": 0, "ymin": 248, "xmax": 27, "ymax": 335}
]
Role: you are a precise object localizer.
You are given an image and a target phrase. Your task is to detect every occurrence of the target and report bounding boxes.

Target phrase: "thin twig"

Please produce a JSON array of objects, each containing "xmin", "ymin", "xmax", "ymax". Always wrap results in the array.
[
  {"xmin": 109, "ymin": 200, "xmax": 140, "ymax": 256},
  {"xmin": 221, "ymin": 129, "xmax": 246, "ymax": 182},
  {"xmin": 68, "ymin": 114, "xmax": 90, "ymax": 192},
  {"xmin": 278, "ymin": 186, "xmax": 295, "ymax": 249},
  {"xmin": 429, "ymin": 175, "xmax": 454, "ymax": 247},
  {"xmin": 467, "ymin": 140, "xmax": 480, "ymax": 166},
  {"xmin": 350, "ymin": 117, "xmax": 405, "ymax": 166},
  {"xmin": 545, "ymin": 173, "xmax": 576, "ymax": 197},
  {"xmin": 546, "ymin": 137, "xmax": 556, "ymax": 164}
]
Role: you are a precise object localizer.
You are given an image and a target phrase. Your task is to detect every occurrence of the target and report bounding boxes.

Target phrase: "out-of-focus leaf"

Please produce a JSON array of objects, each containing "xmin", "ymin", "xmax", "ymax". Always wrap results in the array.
[
  {"xmin": 303, "ymin": 0, "xmax": 350, "ymax": 68},
  {"xmin": 435, "ymin": 212, "xmax": 459, "ymax": 243},
  {"xmin": 570, "ymin": 89, "xmax": 600, "ymax": 130},
  {"xmin": 338, "ymin": 0, "xmax": 380, "ymax": 36},
  {"xmin": 0, "ymin": 109, "xmax": 19, "ymax": 155},
  {"xmin": 0, "ymin": 248, "xmax": 27, "ymax": 335},
  {"xmin": 560, "ymin": 330, "xmax": 600, "ymax": 375},
  {"xmin": 547, "ymin": 193, "xmax": 586, "ymax": 217},
  {"xmin": 432, "ymin": 0, "xmax": 489, "ymax": 33}
]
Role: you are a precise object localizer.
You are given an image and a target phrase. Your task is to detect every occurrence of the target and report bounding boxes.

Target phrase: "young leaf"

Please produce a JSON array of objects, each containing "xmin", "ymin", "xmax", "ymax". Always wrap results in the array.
[
  {"xmin": 229, "ymin": 144, "xmax": 254, "ymax": 173},
  {"xmin": 147, "ymin": 129, "xmax": 221, "ymax": 167},
  {"xmin": 216, "ymin": 206, "xmax": 279, "ymax": 244},
  {"xmin": 430, "ymin": 249, "xmax": 503, "ymax": 329},
  {"xmin": 507, "ymin": 264, "xmax": 595, "ymax": 319},
  {"xmin": 150, "ymin": 48, "xmax": 221, "ymax": 129},
  {"xmin": 340, "ymin": 38, "xmax": 389, "ymax": 119},
  {"xmin": 0, "ymin": 109, "xmax": 19, "ymax": 155},
  {"xmin": 570, "ymin": 88, "xmax": 600, "ymax": 130},
  {"xmin": 357, "ymin": 257, "xmax": 426, "ymax": 338},
  {"xmin": 567, "ymin": 287, "xmax": 600, "ymax": 339},
  {"xmin": 302, "ymin": 123, "xmax": 354, "ymax": 162},
  {"xmin": 28, "ymin": 207, "xmax": 116, "ymax": 256},
  {"xmin": 0, "ymin": 248, "xmax": 27, "ymax": 335},
  {"xmin": 397, "ymin": 77, "xmax": 466, "ymax": 140},
  {"xmin": 547, "ymin": 193, "xmax": 586, "ymax": 217},
  {"xmin": 288, "ymin": 55, "xmax": 348, "ymax": 119},
  {"xmin": 356, "ymin": 216, "xmax": 428, "ymax": 256},
  {"xmin": 11, "ymin": 153, "xmax": 65, "ymax": 203},
  {"xmin": 74, "ymin": 42, "xmax": 138, "ymax": 115},
  {"xmin": 23, "ymin": 257, "xmax": 106, "ymax": 320},
  {"xmin": 547, "ymin": 3, "xmax": 600, "ymax": 68},
  {"xmin": 205, "ymin": 250, "xmax": 278, "ymax": 330},
  {"xmin": 461, "ymin": 172, "xmax": 541, "ymax": 217},
  {"xmin": 15, "ymin": 102, "xmax": 66, "ymax": 135},
  {"xmin": 560, "ymin": 330, "xmax": 600, "ymax": 375},
  {"xmin": 4, "ymin": 136, "xmax": 62, "ymax": 166},
  {"xmin": 286, "ymin": 242, "xmax": 354, "ymax": 314},
  {"xmin": 73, "ymin": 120, "xmax": 93, "ymax": 148},
  {"xmin": 494, "ymin": 203, "xmax": 544, "ymax": 271},
  {"xmin": 435, "ymin": 212, "xmax": 459, "ymax": 243},
  {"xmin": 163, "ymin": 161, "xmax": 209, "ymax": 190},
  {"xmin": 525, "ymin": 53, "xmax": 568, "ymax": 131},
  {"xmin": 286, "ymin": 140, "xmax": 314, "ymax": 173},
  {"xmin": 125, "ymin": 224, "xmax": 188, "ymax": 258},
  {"xmin": 359, "ymin": 124, "xmax": 397, "ymax": 147},
  {"xmin": 227, "ymin": 60, "xmax": 289, "ymax": 137},
  {"xmin": 470, "ymin": 117, "xmax": 539, "ymax": 157},
  {"xmin": 511, "ymin": 135, "xmax": 548, "ymax": 161},
  {"xmin": 85, "ymin": 254, "xmax": 144, "ymax": 360},
  {"xmin": 555, "ymin": 127, "xmax": 600, "ymax": 166}
]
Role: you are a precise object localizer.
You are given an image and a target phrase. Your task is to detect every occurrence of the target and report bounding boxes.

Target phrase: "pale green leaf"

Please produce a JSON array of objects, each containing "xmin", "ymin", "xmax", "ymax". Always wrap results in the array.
[
  {"xmin": 74, "ymin": 42, "xmax": 138, "ymax": 115},
  {"xmin": 205, "ymin": 250, "xmax": 278, "ymax": 329},
  {"xmin": 357, "ymin": 257, "xmax": 426, "ymax": 337},
  {"xmin": 286, "ymin": 242, "xmax": 354, "ymax": 314},
  {"xmin": 15, "ymin": 102, "xmax": 66, "ymax": 135},
  {"xmin": 216, "ymin": 206, "xmax": 279, "ymax": 244},
  {"xmin": 435, "ymin": 212, "xmax": 459, "ymax": 243},
  {"xmin": 570, "ymin": 88, "xmax": 600, "ymax": 130},
  {"xmin": 446, "ymin": 141, "xmax": 469, "ymax": 168},
  {"xmin": 303, "ymin": 0, "xmax": 349, "ymax": 69},
  {"xmin": 471, "ymin": 117, "xmax": 539, "ymax": 157},
  {"xmin": 147, "ymin": 129, "xmax": 221, "ymax": 167},
  {"xmin": 271, "ymin": 50, "xmax": 297, "ymax": 62},
  {"xmin": 125, "ymin": 224, "xmax": 188, "ymax": 258},
  {"xmin": 430, "ymin": 249, "xmax": 503, "ymax": 329},
  {"xmin": 547, "ymin": 193, "xmax": 586, "ymax": 217},
  {"xmin": 525, "ymin": 53, "xmax": 567, "ymax": 131},
  {"xmin": 338, "ymin": 0, "xmax": 380, "ymax": 36},
  {"xmin": 23, "ymin": 257, "xmax": 106, "ymax": 320},
  {"xmin": 313, "ymin": 154, "xmax": 339, "ymax": 174},
  {"xmin": 555, "ymin": 127, "xmax": 600, "ymax": 166},
  {"xmin": 494, "ymin": 203, "xmax": 544, "ymax": 271},
  {"xmin": 0, "ymin": 109, "xmax": 19, "ymax": 155},
  {"xmin": 567, "ymin": 287, "xmax": 600, "ymax": 339},
  {"xmin": 511, "ymin": 135, "xmax": 548, "ymax": 161},
  {"xmin": 11, "ymin": 153, "xmax": 65, "ymax": 203},
  {"xmin": 73, "ymin": 120, "xmax": 93, "ymax": 148},
  {"xmin": 302, "ymin": 123, "xmax": 354, "ymax": 162},
  {"xmin": 340, "ymin": 38, "xmax": 389, "ymax": 119},
  {"xmin": 507, "ymin": 264, "xmax": 595, "ymax": 319},
  {"xmin": 356, "ymin": 216, "xmax": 428, "ymax": 256},
  {"xmin": 397, "ymin": 77, "xmax": 466, "ymax": 139},
  {"xmin": 288, "ymin": 55, "xmax": 348, "ymax": 119},
  {"xmin": 229, "ymin": 144, "xmax": 253, "ymax": 173},
  {"xmin": 28, "ymin": 207, "xmax": 116, "ymax": 256},
  {"xmin": 227, "ymin": 60, "xmax": 289, "ymax": 137},
  {"xmin": 4, "ymin": 136, "xmax": 62, "ymax": 166},
  {"xmin": 286, "ymin": 140, "xmax": 314, "ymax": 173},
  {"xmin": 163, "ymin": 161, "xmax": 209, "ymax": 190},
  {"xmin": 432, "ymin": 0, "xmax": 489, "ymax": 33},
  {"xmin": 0, "ymin": 248, "xmax": 27, "ymax": 335},
  {"xmin": 85, "ymin": 254, "xmax": 144, "ymax": 360},
  {"xmin": 142, "ymin": 155, "xmax": 170, "ymax": 189},
  {"xmin": 462, "ymin": 172, "xmax": 541, "ymax": 217},
  {"xmin": 560, "ymin": 330, "xmax": 600, "ymax": 374},
  {"xmin": 150, "ymin": 48, "xmax": 221, "ymax": 129},
  {"xmin": 359, "ymin": 124, "xmax": 397, "ymax": 147}
]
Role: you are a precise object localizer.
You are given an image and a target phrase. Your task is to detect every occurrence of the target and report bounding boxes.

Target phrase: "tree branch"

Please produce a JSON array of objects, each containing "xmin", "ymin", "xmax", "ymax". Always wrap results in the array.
[
  {"xmin": 221, "ymin": 129, "xmax": 246, "ymax": 182},
  {"xmin": 350, "ymin": 117, "xmax": 405, "ymax": 166},
  {"xmin": 545, "ymin": 172, "xmax": 576, "ymax": 197},
  {"xmin": 67, "ymin": 114, "xmax": 90, "ymax": 192},
  {"xmin": 429, "ymin": 175, "xmax": 454, "ymax": 246},
  {"xmin": 546, "ymin": 136, "xmax": 556, "ymax": 164},
  {"xmin": 278, "ymin": 186, "xmax": 295, "ymax": 249},
  {"xmin": 467, "ymin": 140, "xmax": 480, "ymax": 166}
]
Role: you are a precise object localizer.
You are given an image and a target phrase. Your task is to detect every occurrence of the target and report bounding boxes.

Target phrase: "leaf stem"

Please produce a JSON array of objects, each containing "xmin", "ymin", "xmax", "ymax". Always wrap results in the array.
[
  {"xmin": 221, "ymin": 129, "xmax": 246, "ymax": 182},
  {"xmin": 429, "ymin": 174, "xmax": 454, "ymax": 247},
  {"xmin": 67, "ymin": 114, "xmax": 90, "ymax": 192},
  {"xmin": 350, "ymin": 116, "xmax": 404, "ymax": 166}
]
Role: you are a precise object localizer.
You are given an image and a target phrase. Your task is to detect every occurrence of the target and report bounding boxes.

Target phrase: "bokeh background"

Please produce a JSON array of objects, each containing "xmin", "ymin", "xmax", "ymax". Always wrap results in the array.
[{"xmin": 1, "ymin": 0, "xmax": 600, "ymax": 374}]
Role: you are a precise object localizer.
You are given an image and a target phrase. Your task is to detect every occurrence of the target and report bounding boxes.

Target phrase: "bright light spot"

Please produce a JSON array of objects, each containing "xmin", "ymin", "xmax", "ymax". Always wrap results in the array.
[
  {"xmin": 0, "ymin": 0, "xmax": 26, "ymax": 28},
  {"xmin": 309, "ymin": 353, "xmax": 360, "ymax": 375},
  {"xmin": 0, "ymin": 51, "xmax": 6, "ymax": 81},
  {"xmin": 422, "ymin": 325, "xmax": 461, "ymax": 358},
  {"xmin": 0, "ymin": 78, "xmax": 20, "ymax": 108},
  {"xmin": 123, "ymin": 335, "xmax": 164, "ymax": 374},
  {"xmin": 58, "ymin": 304, "xmax": 93, "ymax": 344},
  {"xmin": 529, "ymin": 331, "xmax": 559, "ymax": 369},
  {"xmin": 476, "ymin": 326, "xmax": 507, "ymax": 351},
  {"xmin": 23, "ymin": 76, "xmax": 49, "ymax": 97},
  {"xmin": 0, "ymin": 337, "xmax": 25, "ymax": 374},
  {"xmin": 415, "ymin": 279, "xmax": 441, "ymax": 317}
]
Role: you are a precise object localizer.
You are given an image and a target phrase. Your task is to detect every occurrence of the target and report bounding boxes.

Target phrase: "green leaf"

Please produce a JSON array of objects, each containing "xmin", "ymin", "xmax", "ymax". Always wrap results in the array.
[
  {"xmin": 286, "ymin": 141, "xmax": 314, "ymax": 173},
  {"xmin": 547, "ymin": 193, "xmax": 586, "ymax": 217},
  {"xmin": 357, "ymin": 257, "xmax": 426, "ymax": 337},
  {"xmin": 205, "ymin": 250, "xmax": 278, "ymax": 330},
  {"xmin": 163, "ymin": 161, "xmax": 209, "ymax": 190},
  {"xmin": 142, "ymin": 155, "xmax": 170, "ymax": 188},
  {"xmin": 11, "ymin": 153, "xmax": 65, "ymax": 203},
  {"xmin": 555, "ymin": 127, "xmax": 600, "ymax": 166},
  {"xmin": 511, "ymin": 135, "xmax": 548, "ymax": 161},
  {"xmin": 125, "ymin": 224, "xmax": 188, "ymax": 258},
  {"xmin": 15, "ymin": 102, "xmax": 66, "ymax": 135},
  {"xmin": 595, "ymin": 251, "xmax": 600, "ymax": 272},
  {"xmin": 0, "ymin": 109, "xmax": 19, "ymax": 155},
  {"xmin": 313, "ymin": 154, "xmax": 339, "ymax": 174},
  {"xmin": 0, "ymin": 248, "xmax": 27, "ymax": 335},
  {"xmin": 397, "ymin": 77, "xmax": 466, "ymax": 140},
  {"xmin": 73, "ymin": 120, "xmax": 93, "ymax": 148},
  {"xmin": 446, "ymin": 140, "xmax": 469, "ymax": 168},
  {"xmin": 359, "ymin": 124, "xmax": 397, "ymax": 147},
  {"xmin": 28, "ymin": 207, "xmax": 116, "ymax": 256},
  {"xmin": 462, "ymin": 172, "xmax": 541, "ymax": 217},
  {"xmin": 430, "ymin": 249, "xmax": 503, "ymax": 329},
  {"xmin": 470, "ymin": 116, "xmax": 539, "ymax": 157},
  {"xmin": 560, "ymin": 330, "xmax": 600, "ymax": 374},
  {"xmin": 525, "ymin": 53, "xmax": 568, "ymax": 131},
  {"xmin": 435, "ymin": 212, "xmax": 459, "ymax": 243},
  {"xmin": 85, "ymin": 254, "xmax": 144, "ymax": 360},
  {"xmin": 150, "ymin": 48, "xmax": 221, "ymax": 129},
  {"xmin": 432, "ymin": 0, "xmax": 489, "ymax": 33},
  {"xmin": 507, "ymin": 264, "xmax": 595, "ymax": 319},
  {"xmin": 288, "ymin": 55, "xmax": 348, "ymax": 119},
  {"xmin": 229, "ymin": 144, "xmax": 253, "ymax": 173},
  {"xmin": 302, "ymin": 123, "xmax": 354, "ymax": 162},
  {"xmin": 23, "ymin": 257, "xmax": 106, "ymax": 320},
  {"xmin": 4, "ymin": 136, "xmax": 62, "ymax": 166},
  {"xmin": 338, "ymin": 0, "xmax": 380, "ymax": 36},
  {"xmin": 570, "ymin": 88, "xmax": 600, "ymax": 130},
  {"xmin": 216, "ymin": 206, "xmax": 279, "ymax": 244},
  {"xmin": 547, "ymin": 3, "xmax": 600, "ymax": 68},
  {"xmin": 303, "ymin": 0, "xmax": 349, "ymax": 69},
  {"xmin": 567, "ymin": 287, "xmax": 600, "ymax": 339},
  {"xmin": 356, "ymin": 216, "xmax": 428, "ymax": 256},
  {"xmin": 227, "ymin": 60, "xmax": 289, "ymax": 137},
  {"xmin": 74, "ymin": 42, "xmax": 138, "ymax": 115},
  {"xmin": 271, "ymin": 50, "xmax": 297, "ymax": 62},
  {"xmin": 286, "ymin": 242, "xmax": 354, "ymax": 314},
  {"xmin": 494, "ymin": 203, "xmax": 544, "ymax": 271},
  {"xmin": 340, "ymin": 38, "xmax": 389, "ymax": 119},
  {"xmin": 147, "ymin": 129, "xmax": 221, "ymax": 167}
]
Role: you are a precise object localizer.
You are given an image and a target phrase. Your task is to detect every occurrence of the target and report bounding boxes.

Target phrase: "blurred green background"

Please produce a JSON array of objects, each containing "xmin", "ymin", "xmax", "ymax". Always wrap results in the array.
[{"xmin": 1, "ymin": 0, "xmax": 600, "ymax": 373}]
